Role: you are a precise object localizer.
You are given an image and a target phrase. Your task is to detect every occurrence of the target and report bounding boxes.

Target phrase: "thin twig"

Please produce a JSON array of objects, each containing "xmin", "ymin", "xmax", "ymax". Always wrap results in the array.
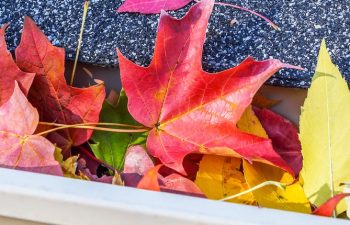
[
  {"xmin": 194, "ymin": 0, "xmax": 280, "ymax": 31},
  {"xmin": 219, "ymin": 181, "xmax": 286, "ymax": 202},
  {"xmin": 36, "ymin": 123, "xmax": 148, "ymax": 137},
  {"xmin": 39, "ymin": 121, "xmax": 145, "ymax": 129},
  {"xmin": 70, "ymin": 0, "xmax": 90, "ymax": 86}
]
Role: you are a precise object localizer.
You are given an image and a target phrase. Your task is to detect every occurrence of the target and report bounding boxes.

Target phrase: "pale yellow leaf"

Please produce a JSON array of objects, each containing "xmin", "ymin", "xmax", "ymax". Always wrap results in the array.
[{"xmin": 300, "ymin": 39, "xmax": 350, "ymax": 213}]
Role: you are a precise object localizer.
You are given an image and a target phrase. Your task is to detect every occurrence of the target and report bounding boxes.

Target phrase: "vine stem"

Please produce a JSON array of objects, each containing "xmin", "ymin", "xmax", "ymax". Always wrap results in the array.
[
  {"xmin": 195, "ymin": 0, "xmax": 280, "ymax": 31},
  {"xmin": 36, "ymin": 122, "xmax": 149, "ymax": 137},
  {"xmin": 219, "ymin": 181, "xmax": 286, "ymax": 201},
  {"xmin": 70, "ymin": 0, "xmax": 90, "ymax": 86},
  {"xmin": 39, "ymin": 121, "xmax": 144, "ymax": 129}
]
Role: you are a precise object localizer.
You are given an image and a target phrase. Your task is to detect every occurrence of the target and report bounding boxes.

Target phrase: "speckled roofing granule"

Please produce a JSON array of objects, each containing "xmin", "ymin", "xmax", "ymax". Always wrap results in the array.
[{"xmin": 0, "ymin": 0, "xmax": 349, "ymax": 88}]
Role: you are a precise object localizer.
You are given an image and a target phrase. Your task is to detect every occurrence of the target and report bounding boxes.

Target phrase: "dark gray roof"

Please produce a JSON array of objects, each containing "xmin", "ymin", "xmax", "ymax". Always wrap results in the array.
[{"xmin": 1, "ymin": 0, "xmax": 349, "ymax": 88}]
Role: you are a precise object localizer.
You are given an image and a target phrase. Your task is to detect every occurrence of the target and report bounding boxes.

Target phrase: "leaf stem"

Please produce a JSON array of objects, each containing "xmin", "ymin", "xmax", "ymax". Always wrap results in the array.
[
  {"xmin": 36, "ymin": 123, "xmax": 148, "ymax": 137},
  {"xmin": 39, "ymin": 121, "xmax": 144, "ymax": 129},
  {"xmin": 70, "ymin": 0, "xmax": 90, "ymax": 86},
  {"xmin": 195, "ymin": 0, "xmax": 280, "ymax": 31},
  {"xmin": 219, "ymin": 181, "xmax": 286, "ymax": 202}
]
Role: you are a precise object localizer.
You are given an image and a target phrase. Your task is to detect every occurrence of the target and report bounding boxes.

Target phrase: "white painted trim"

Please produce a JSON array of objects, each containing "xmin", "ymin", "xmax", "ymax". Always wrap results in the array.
[{"xmin": 0, "ymin": 168, "xmax": 347, "ymax": 225}]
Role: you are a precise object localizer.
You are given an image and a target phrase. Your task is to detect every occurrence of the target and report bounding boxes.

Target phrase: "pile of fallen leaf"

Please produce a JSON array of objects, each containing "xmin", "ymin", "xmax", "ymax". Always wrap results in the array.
[{"xmin": 1, "ymin": 0, "xmax": 350, "ymax": 219}]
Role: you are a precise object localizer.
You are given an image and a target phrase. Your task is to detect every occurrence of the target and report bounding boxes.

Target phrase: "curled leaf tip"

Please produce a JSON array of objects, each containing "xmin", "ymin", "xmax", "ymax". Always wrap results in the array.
[
  {"xmin": 271, "ymin": 24, "xmax": 281, "ymax": 32},
  {"xmin": 93, "ymin": 79, "xmax": 104, "ymax": 85},
  {"xmin": 313, "ymin": 193, "xmax": 350, "ymax": 217},
  {"xmin": 282, "ymin": 63, "xmax": 305, "ymax": 71}
]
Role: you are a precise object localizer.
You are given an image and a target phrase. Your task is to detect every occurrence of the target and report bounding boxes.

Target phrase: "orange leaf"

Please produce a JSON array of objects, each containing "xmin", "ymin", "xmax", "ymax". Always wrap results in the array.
[{"xmin": 137, "ymin": 165, "xmax": 162, "ymax": 191}]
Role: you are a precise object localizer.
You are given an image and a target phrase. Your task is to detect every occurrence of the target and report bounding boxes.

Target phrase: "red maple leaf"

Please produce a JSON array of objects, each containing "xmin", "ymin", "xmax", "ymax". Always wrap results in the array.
[
  {"xmin": 0, "ymin": 24, "xmax": 35, "ymax": 106},
  {"xmin": 0, "ymin": 82, "xmax": 63, "ymax": 176},
  {"xmin": 117, "ymin": 0, "xmax": 192, "ymax": 14},
  {"xmin": 118, "ymin": 0, "xmax": 295, "ymax": 175},
  {"xmin": 15, "ymin": 17, "xmax": 105, "ymax": 154}
]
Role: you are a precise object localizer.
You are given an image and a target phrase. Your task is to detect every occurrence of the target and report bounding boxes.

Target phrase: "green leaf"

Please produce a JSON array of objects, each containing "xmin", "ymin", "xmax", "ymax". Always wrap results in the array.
[
  {"xmin": 90, "ymin": 90, "xmax": 147, "ymax": 170},
  {"xmin": 300, "ymin": 39, "xmax": 350, "ymax": 214}
]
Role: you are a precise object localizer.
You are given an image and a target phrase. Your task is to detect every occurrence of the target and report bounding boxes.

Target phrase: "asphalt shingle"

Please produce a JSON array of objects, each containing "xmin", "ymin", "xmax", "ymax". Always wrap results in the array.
[{"xmin": 0, "ymin": 0, "xmax": 349, "ymax": 88}]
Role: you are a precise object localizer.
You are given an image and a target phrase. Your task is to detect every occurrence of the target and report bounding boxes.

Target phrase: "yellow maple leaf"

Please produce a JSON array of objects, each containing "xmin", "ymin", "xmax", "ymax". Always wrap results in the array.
[
  {"xmin": 237, "ymin": 105, "xmax": 269, "ymax": 137},
  {"xmin": 196, "ymin": 106, "xmax": 310, "ymax": 213},
  {"xmin": 195, "ymin": 155, "xmax": 256, "ymax": 205},
  {"xmin": 243, "ymin": 161, "xmax": 311, "ymax": 213},
  {"xmin": 237, "ymin": 106, "xmax": 310, "ymax": 213},
  {"xmin": 195, "ymin": 106, "xmax": 264, "ymax": 204},
  {"xmin": 194, "ymin": 105, "xmax": 311, "ymax": 211}
]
